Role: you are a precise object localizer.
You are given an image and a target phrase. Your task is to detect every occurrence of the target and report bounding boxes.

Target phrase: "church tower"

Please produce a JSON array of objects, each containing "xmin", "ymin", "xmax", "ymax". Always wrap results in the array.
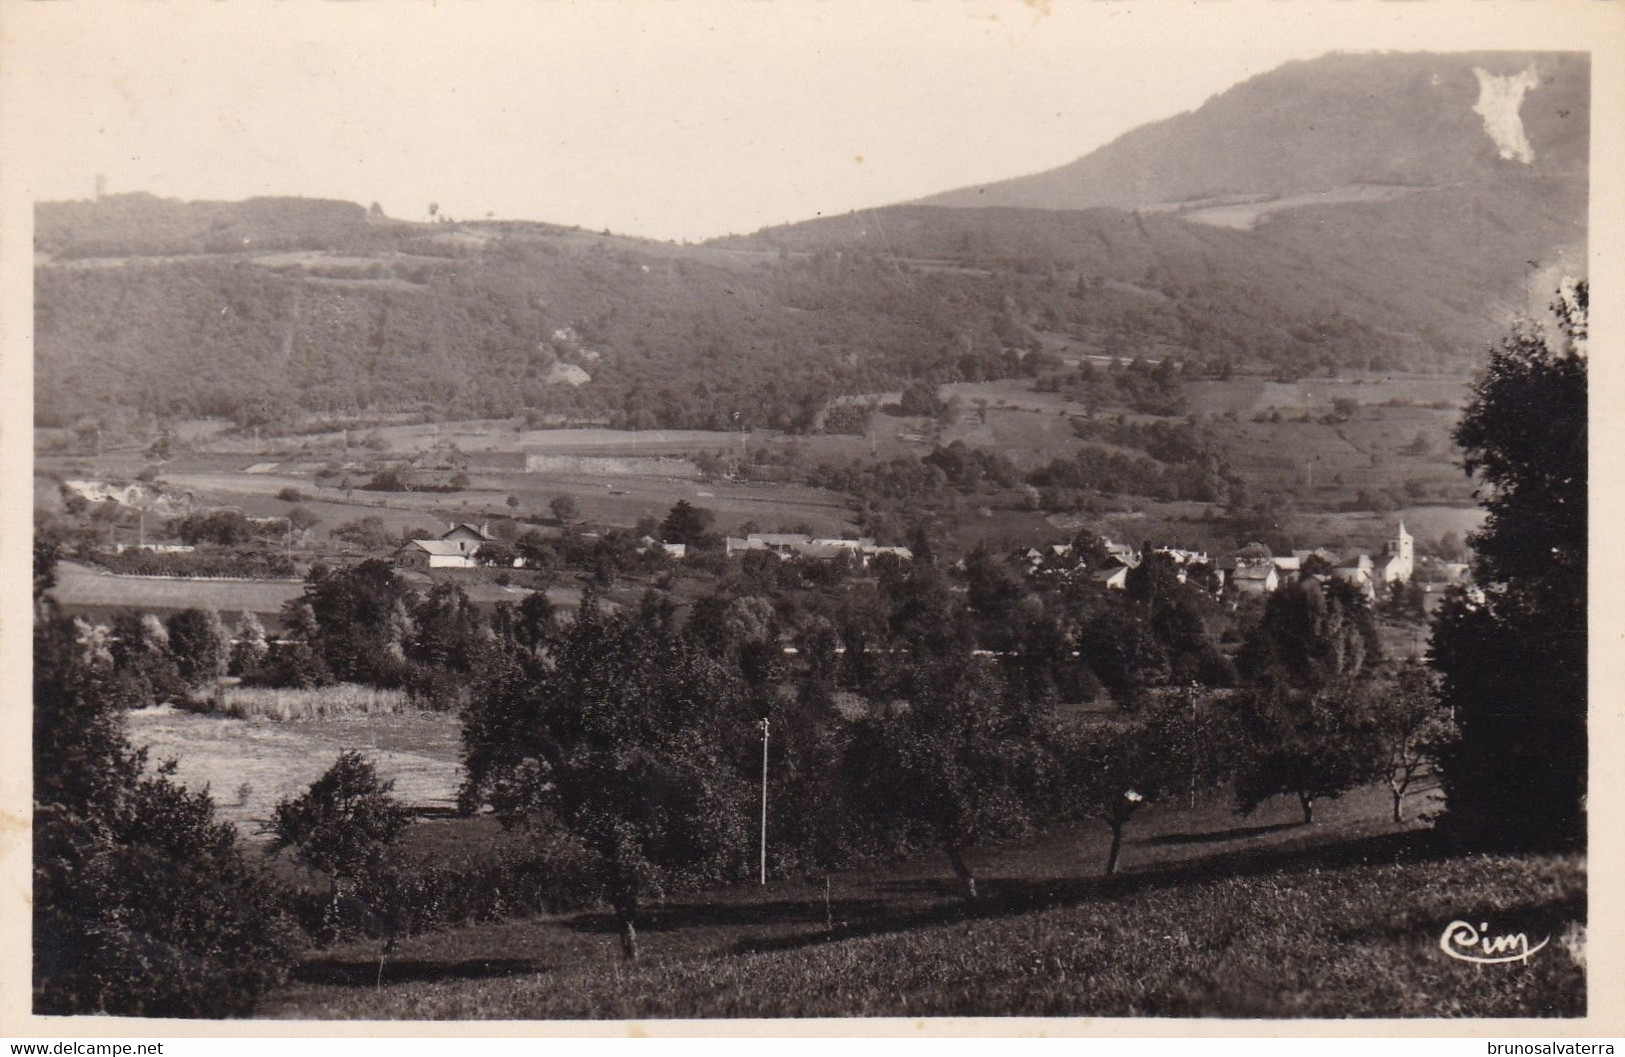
[{"xmin": 1392, "ymin": 520, "xmax": 1414, "ymax": 581}]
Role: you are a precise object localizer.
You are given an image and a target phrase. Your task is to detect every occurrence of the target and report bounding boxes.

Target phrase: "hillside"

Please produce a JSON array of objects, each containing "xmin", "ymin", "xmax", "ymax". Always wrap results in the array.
[
  {"xmin": 919, "ymin": 51, "xmax": 1588, "ymax": 212},
  {"xmin": 33, "ymin": 52, "xmax": 1587, "ymax": 433}
]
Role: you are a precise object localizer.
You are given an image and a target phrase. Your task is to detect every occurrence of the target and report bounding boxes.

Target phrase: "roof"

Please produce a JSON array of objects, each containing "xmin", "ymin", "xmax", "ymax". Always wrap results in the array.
[
  {"xmin": 400, "ymin": 539, "xmax": 473, "ymax": 557},
  {"xmin": 443, "ymin": 522, "xmax": 492, "ymax": 541},
  {"xmin": 750, "ymin": 533, "xmax": 813, "ymax": 547},
  {"xmin": 1233, "ymin": 565, "xmax": 1278, "ymax": 581}
]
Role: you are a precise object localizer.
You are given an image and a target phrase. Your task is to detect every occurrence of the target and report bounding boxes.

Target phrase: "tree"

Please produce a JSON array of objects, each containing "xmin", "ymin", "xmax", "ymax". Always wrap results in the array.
[
  {"xmin": 165, "ymin": 608, "xmax": 229, "ymax": 685},
  {"xmin": 33, "ymin": 609, "xmax": 298, "ymax": 1015},
  {"xmin": 841, "ymin": 659, "xmax": 1043, "ymax": 899},
  {"xmin": 106, "ymin": 610, "xmax": 187, "ymax": 708},
  {"xmin": 230, "ymin": 611, "xmax": 270, "ymax": 679},
  {"xmin": 1238, "ymin": 578, "xmax": 1381, "ymax": 694},
  {"xmin": 459, "ymin": 597, "xmax": 754, "ymax": 960},
  {"xmin": 1434, "ymin": 281, "xmax": 1587, "ymax": 849},
  {"xmin": 270, "ymin": 751, "xmax": 411, "ymax": 885},
  {"xmin": 659, "ymin": 499, "xmax": 715, "ymax": 547},
  {"xmin": 549, "ymin": 494, "xmax": 579, "ymax": 525},
  {"xmin": 35, "ymin": 528, "xmax": 62, "ymax": 601},
  {"xmin": 1047, "ymin": 717, "xmax": 1180, "ymax": 876},
  {"xmin": 408, "ymin": 582, "xmax": 486, "ymax": 673},
  {"xmin": 292, "ymin": 560, "xmax": 418, "ymax": 687},
  {"xmin": 1229, "ymin": 679, "xmax": 1378, "ymax": 824},
  {"xmin": 333, "ymin": 515, "xmax": 395, "ymax": 553},
  {"xmin": 1362, "ymin": 662, "xmax": 1456, "ymax": 823},
  {"xmin": 286, "ymin": 505, "xmax": 321, "ymax": 536},
  {"xmin": 897, "ymin": 380, "xmax": 942, "ymax": 418}
]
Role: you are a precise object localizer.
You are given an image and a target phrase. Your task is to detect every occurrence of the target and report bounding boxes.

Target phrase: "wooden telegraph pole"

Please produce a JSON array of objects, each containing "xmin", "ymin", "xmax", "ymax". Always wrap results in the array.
[{"xmin": 759, "ymin": 717, "xmax": 770, "ymax": 885}]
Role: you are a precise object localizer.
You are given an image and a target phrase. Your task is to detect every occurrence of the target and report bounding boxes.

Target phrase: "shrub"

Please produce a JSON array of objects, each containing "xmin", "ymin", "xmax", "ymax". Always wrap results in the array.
[{"xmin": 270, "ymin": 751, "xmax": 412, "ymax": 882}]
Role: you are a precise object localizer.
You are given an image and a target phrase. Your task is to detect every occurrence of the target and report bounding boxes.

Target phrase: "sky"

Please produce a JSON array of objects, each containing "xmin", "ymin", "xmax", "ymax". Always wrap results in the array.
[{"xmin": 7, "ymin": 0, "xmax": 1616, "ymax": 242}]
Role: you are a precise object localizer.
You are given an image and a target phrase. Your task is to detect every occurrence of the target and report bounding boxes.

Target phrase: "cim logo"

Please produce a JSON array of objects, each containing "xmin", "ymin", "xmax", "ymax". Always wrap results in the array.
[{"xmin": 1438, "ymin": 919, "xmax": 1549, "ymax": 965}]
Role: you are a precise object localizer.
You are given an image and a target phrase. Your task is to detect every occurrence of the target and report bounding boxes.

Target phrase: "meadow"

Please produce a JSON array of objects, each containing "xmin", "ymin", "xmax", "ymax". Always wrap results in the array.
[
  {"xmin": 48, "ymin": 559, "xmax": 305, "ymax": 628},
  {"xmin": 128, "ymin": 694, "xmax": 461, "ymax": 831}
]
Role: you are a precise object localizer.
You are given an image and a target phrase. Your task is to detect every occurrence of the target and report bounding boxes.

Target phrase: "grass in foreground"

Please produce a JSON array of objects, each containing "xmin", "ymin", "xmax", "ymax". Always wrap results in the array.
[{"xmin": 267, "ymin": 841, "xmax": 1584, "ymax": 1020}]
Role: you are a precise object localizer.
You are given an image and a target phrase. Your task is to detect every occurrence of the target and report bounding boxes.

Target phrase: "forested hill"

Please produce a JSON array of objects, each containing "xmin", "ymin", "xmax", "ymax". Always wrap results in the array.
[
  {"xmin": 917, "ymin": 51, "xmax": 1588, "ymax": 211},
  {"xmin": 34, "ymin": 178, "xmax": 1576, "ymax": 432},
  {"xmin": 33, "ymin": 53, "xmax": 1586, "ymax": 433}
]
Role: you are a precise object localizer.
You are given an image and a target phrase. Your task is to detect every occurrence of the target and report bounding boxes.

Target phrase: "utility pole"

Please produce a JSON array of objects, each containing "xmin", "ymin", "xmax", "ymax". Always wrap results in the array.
[
  {"xmin": 759, "ymin": 717, "xmax": 770, "ymax": 886},
  {"xmin": 1188, "ymin": 681, "xmax": 1199, "ymax": 810}
]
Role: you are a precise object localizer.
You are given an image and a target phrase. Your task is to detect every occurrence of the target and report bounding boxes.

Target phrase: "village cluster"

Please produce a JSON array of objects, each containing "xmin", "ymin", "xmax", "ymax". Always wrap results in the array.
[{"xmin": 395, "ymin": 515, "xmax": 1470, "ymax": 606}]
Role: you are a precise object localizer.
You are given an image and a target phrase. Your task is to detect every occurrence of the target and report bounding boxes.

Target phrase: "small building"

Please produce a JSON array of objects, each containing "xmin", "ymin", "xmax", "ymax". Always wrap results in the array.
[
  {"xmin": 441, "ymin": 522, "xmax": 493, "ymax": 546},
  {"xmin": 396, "ymin": 539, "xmax": 480, "ymax": 570},
  {"xmin": 1230, "ymin": 563, "xmax": 1280, "ymax": 595},
  {"xmin": 726, "ymin": 536, "xmax": 770, "ymax": 558},
  {"xmin": 1092, "ymin": 565, "xmax": 1130, "ymax": 591},
  {"xmin": 1332, "ymin": 552, "xmax": 1375, "ymax": 590}
]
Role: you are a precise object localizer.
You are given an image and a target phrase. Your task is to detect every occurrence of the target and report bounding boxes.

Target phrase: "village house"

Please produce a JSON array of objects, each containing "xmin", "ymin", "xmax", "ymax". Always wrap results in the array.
[
  {"xmin": 1092, "ymin": 565, "xmax": 1129, "ymax": 591},
  {"xmin": 395, "ymin": 522, "xmax": 494, "ymax": 570},
  {"xmin": 724, "ymin": 533, "xmax": 910, "ymax": 568},
  {"xmin": 1229, "ymin": 563, "xmax": 1280, "ymax": 595}
]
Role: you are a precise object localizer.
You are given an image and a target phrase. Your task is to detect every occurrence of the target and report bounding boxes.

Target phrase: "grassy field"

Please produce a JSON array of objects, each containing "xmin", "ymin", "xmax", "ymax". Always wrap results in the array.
[
  {"xmin": 260, "ymin": 778, "xmax": 1584, "ymax": 1019},
  {"xmin": 48, "ymin": 560, "xmax": 305, "ymax": 628},
  {"xmin": 128, "ymin": 700, "xmax": 461, "ymax": 831}
]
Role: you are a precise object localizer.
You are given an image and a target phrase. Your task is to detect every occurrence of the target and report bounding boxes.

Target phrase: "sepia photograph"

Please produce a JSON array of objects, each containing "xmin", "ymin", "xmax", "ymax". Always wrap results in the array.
[{"xmin": 3, "ymin": 0, "xmax": 1616, "ymax": 1032}]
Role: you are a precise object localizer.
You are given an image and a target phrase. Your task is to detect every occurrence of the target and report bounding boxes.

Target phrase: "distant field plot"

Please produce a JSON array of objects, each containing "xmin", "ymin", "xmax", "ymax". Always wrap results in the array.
[
  {"xmin": 1215, "ymin": 403, "xmax": 1470, "ymax": 509},
  {"xmin": 50, "ymin": 561, "xmax": 303, "ymax": 626},
  {"xmin": 127, "ymin": 703, "xmax": 462, "ymax": 833},
  {"xmin": 482, "ymin": 472, "xmax": 858, "ymax": 537},
  {"xmin": 1187, "ymin": 374, "xmax": 1470, "ymax": 418}
]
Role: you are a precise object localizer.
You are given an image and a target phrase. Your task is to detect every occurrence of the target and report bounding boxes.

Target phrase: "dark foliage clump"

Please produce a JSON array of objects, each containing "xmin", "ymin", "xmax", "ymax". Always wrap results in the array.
[
  {"xmin": 33, "ymin": 610, "xmax": 301, "ymax": 1017},
  {"xmin": 1433, "ymin": 282, "xmax": 1587, "ymax": 850}
]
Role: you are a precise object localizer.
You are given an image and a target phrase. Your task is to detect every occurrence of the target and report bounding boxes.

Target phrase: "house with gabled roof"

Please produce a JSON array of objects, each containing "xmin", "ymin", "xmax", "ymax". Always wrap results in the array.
[{"xmin": 396, "ymin": 539, "xmax": 480, "ymax": 570}]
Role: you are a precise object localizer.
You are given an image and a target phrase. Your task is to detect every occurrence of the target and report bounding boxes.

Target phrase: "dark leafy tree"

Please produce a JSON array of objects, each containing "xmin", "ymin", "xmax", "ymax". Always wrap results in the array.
[
  {"xmin": 460, "ymin": 596, "xmax": 754, "ymax": 961},
  {"xmin": 842, "ymin": 659, "xmax": 1044, "ymax": 899},
  {"xmin": 1237, "ymin": 578, "xmax": 1380, "ymax": 693},
  {"xmin": 1434, "ymin": 281, "xmax": 1587, "ymax": 848},
  {"xmin": 294, "ymin": 560, "xmax": 418, "ymax": 687},
  {"xmin": 659, "ymin": 499, "xmax": 715, "ymax": 547},
  {"xmin": 550, "ymin": 494, "xmax": 579, "ymax": 524},
  {"xmin": 1047, "ymin": 716, "xmax": 1180, "ymax": 875},
  {"xmin": 269, "ymin": 751, "xmax": 411, "ymax": 895},
  {"xmin": 1229, "ymin": 679, "xmax": 1380, "ymax": 824},
  {"xmin": 230, "ymin": 611, "xmax": 270, "ymax": 679},
  {"xmin": 164, "ymin": 608, "xmax": 229, "ymax": 685},
  {"xmin": 34, "ymin": 609, "xmax": 299, "ymax": 1016},
  {"xmin": 409, "ymin": 582, "xmax": 486, "ymax": 673}
]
